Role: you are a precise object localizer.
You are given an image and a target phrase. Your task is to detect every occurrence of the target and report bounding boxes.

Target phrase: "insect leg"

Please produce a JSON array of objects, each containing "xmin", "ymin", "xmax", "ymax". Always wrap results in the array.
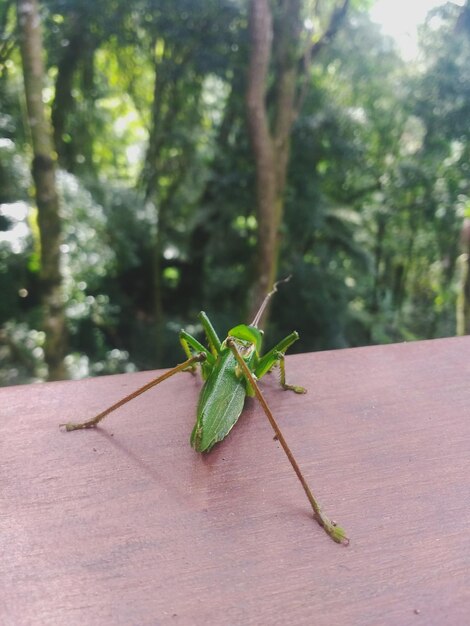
[
  {"xmin": 180, "ymin": 329, "xmax": 214, "ymax": 379},
  {"xmin": 198, "ymin": 311, "xmax": 222, "ymax": 356},
  {"xmin": 255, "ymin": 331, "xmax": 299, "ymax": 377},
  {"xmin": 60, "ymin": 353, "xmax": 207, "ymax": 432},
  {"xmin": 255, "ymin": 332, "xmax": 306, "ymax": 394},
  {"xmin": 227, "ymin": 338, "xmax": 348, "ymax": 545},
  {"xmin": 276, "ymin": 352, "xmax": 306, "ymax": 394}
]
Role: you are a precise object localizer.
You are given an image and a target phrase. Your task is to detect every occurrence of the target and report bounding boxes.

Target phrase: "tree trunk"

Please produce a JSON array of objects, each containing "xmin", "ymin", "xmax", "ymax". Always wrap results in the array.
[
  {"xmin": 246, "ymin": 0, "xmax": 278, "ymax": 321},
  {"xmin": 143, "ymin": 48, "xmax": 166, "ymax": 365},
  {"xmin": 457, "ymin": 218, "xmax": 470, "ymax": 335},
  {"xmin": 51, "ymin": 11, "xmax": 96, "ymax": 173},
  {"xmin": 17, "ymin": 0, "xmax": 67, "ymax": 380},
  {"xmin": 51, "ymin": 12, "xmax": 83, "ymax": 170},
  {"xmin": 246, "ymin": 0, "xmax": 308, "ymax": 322},
  {"xmin": 246, "ymin": 0, "xmax": 350, "ymax": 324},
  {"xmin": 142, "ymin": 37, "xmax": 204, "ymax": 364}
]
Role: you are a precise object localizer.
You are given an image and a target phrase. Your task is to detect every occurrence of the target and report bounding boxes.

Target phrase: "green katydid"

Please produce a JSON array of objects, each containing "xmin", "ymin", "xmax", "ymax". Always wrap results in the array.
[{"xmin": 61, "ymin": 278, "xmax": 348, "ymax": 545}]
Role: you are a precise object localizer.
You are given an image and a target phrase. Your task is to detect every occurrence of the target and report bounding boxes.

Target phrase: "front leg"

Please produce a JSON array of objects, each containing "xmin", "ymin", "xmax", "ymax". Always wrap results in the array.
[
  {"xmin": 179, "ymin": 330, "xmax": 214, "ymax": 378},
  {"xmin": 255, "ymin": 332, "xmax": 306, "ymax": 394},
  {"xmin": 276, "ymin": 351, "xmax": 306, "ymax": 394},
  {"xmin": 198, "ymin": 311, "xmax": 222, "ymax": 356}
]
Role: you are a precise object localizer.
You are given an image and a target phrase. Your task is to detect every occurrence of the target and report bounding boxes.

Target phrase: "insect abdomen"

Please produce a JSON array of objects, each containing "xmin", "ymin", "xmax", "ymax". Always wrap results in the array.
[{"xmin": 191, "ymin": 351, "xmax": 247, "ymax": 452}]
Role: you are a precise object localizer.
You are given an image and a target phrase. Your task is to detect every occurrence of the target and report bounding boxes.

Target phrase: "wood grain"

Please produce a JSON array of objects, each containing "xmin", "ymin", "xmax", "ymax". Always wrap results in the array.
[{"xmin": 1, "ymin": 337, "xmax": 470, "ymax": 625}]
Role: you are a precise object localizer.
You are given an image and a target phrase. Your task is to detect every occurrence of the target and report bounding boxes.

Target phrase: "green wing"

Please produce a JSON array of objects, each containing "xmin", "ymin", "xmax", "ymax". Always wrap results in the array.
[{"xmin": 191, "ymin": 349, "xmax": 247, "ymax": 452}]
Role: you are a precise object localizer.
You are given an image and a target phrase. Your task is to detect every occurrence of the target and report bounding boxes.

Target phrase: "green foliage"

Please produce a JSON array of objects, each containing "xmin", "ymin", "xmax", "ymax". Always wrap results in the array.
[{"xmin": 1, "ymin": 0, "xmax": 469, "ymax": 384}]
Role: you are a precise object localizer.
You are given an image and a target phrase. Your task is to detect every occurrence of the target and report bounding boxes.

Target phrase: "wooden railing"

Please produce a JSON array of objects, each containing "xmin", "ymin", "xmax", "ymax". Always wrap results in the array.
[{"xmin": 2, "ymin": 336, "xmax": 469, "ymax": 624}]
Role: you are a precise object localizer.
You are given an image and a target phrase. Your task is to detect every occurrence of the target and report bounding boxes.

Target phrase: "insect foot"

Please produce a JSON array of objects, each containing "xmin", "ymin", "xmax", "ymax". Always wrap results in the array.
[
  {"xmin": 283, "ymin": 383, "xmax": 307, "ymax": 394},
  {"xmin": 60, "ymin": 421, "xmax": 95, "ymax": 431},
  {"xmin": 317, "ymin": 514, "xmax": 349, "ymax": 545}
]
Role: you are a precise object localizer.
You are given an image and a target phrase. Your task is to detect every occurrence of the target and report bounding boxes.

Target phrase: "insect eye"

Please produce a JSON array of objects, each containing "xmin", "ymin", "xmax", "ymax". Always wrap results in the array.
[{"xmin": 240, "ymin": 343, "xmax": 255, "ymax": 359}]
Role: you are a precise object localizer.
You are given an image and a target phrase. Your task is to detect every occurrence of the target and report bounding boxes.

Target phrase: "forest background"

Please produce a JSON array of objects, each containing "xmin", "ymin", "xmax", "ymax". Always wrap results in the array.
[{"xmin": 1, "ymin": 0, "xmax": 470, "ymax": 385}]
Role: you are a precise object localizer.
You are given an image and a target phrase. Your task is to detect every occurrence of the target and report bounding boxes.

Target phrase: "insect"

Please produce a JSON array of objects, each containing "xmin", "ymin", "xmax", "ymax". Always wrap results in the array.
[{"xmin": 61, "ymin": 278, "xmax": 348, "ymax": 544}]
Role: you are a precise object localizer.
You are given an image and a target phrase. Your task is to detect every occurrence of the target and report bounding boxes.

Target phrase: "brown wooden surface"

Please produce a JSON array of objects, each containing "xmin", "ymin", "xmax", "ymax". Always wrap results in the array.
[{"xmin": 2, "ymin": 337, "xmax": 470, "ymax": 625}]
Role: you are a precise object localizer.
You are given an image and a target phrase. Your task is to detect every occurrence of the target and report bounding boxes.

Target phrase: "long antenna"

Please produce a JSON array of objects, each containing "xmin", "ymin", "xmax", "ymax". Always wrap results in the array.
[{"xmin": 251, "ymin": 275, "xmax": 292, "ymax": 328}]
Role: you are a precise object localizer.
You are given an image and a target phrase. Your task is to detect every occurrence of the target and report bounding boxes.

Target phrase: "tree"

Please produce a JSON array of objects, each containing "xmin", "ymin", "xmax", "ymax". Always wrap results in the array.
[
  {"xmin": 246, "ymin": 0, "xmax": 350, "ymax": 322},
  {"xmin": 3, "ymin": 0, "xmax": 469, "ymax": 386},
  {"xmin": 138, "ymin": 0, "xmax": 242, "ymax": 363},
  {"xmin": 412, "ymin": 0, "xmax": 470, "ymax": 337},
  {"xmin": 17, "ymin": 0, "xmax": 67, "ymax": 379},
  {"xmin": 457, "ymin": 218, "xmax": 470, "ymax": 335}
]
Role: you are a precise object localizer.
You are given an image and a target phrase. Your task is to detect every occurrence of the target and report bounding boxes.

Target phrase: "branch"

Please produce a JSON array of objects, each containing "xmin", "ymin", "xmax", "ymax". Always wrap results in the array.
[
  {"xmin": 0, "ymin": 34, "xmax": 16, "ymax": 69},
  {"xmin": 0, "ymin": 0, "xmax": 15, "ymax": 69},
  {"xmin": 295, "ymin": 0, "xmax": 351, "ymax": 113},
  {"xmin": 309, "ymin": 0, "xmax": 351, "ymax": 61}
]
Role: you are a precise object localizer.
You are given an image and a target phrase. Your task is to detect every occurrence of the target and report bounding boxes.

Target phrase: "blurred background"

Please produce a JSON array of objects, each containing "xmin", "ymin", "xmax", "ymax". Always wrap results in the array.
[{"xmin": 1, "ymin": 0, "xmax": 470, "ymax": 386}]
